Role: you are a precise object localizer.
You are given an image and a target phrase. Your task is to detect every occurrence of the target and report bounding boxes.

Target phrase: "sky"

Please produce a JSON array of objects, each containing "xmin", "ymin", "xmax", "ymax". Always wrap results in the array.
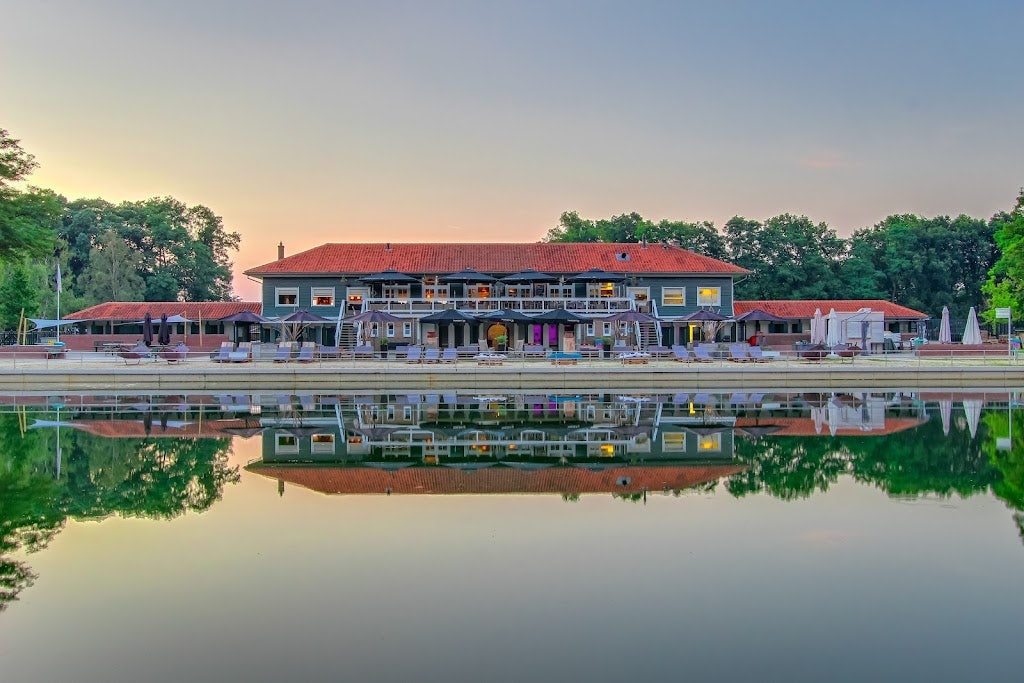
[{"xmin": 6, "ymin": 0, "xmax": 1024, "ymax": 301}]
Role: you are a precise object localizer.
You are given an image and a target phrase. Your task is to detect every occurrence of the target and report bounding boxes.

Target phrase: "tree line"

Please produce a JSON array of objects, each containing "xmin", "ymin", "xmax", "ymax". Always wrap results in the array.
[
  {"xmin": 544, "ymin": 194, "xmax": 1024, "ymax": 321},
  {"xmin": 0, "ymin": 128, "xmax": 240, "ymax": 328}
]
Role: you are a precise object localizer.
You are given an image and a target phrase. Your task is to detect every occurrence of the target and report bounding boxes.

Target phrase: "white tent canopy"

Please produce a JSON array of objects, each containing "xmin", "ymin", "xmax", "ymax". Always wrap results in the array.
[{"xmin": 29, "ymin": 318, "xmax": 91, "ymax": 330}]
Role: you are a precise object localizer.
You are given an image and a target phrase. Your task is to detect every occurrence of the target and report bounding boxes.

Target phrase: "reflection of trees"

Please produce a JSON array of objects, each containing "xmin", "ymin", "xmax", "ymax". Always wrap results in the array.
[
  {"xmin": 980, "ymin": 412, "xmax": 1024, "ymax": 521},
  {"xmin": 0, "ymin": 415, "xmax": 238, "ymax": 612},
  {"xmin": 728, "ymin": 438, "xmax": 848, "ymax": 500}
]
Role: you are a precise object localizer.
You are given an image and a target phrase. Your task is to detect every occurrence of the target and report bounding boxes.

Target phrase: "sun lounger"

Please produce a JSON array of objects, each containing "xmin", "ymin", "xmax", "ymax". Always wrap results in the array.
[
  {"xmin": 549, "ymin": 352, "xmax": 581, "ymax": 365},
  {"xmin": 474, "ymin": 353, "xmax": 506, "ymax": 366},
  {"xmin": 211, "ymin": 341, "xmax": 233, "ymax": 362},
  {"xmin": 228, "ymin": 342, "xmax": 252, "ymax": 363},
  {"xmin": 295, "ymin": 342, "xmax": 315, "ymax": 363},
  {"xmin": 119, "ymin": 343, "xmax": 150, "ymax": 365},
  {"xmin": 618, "ymin": 352, "xmax": 651, "ymax": 365},
  {"xmin": 317, "ymin": 345, "xmax": 339, "ymax": 359},
  {"xmin": 423, "ymin": 347, "xmax": 440, "ymax": 363},
  {"xmin": 692, "ymin": 346, "xmax": 715, "ymax": 362},
  {"xmin": 403, "ymin": 346, "xmax": 423, "ymax": 363},
  {"xmin": 441, "ymin": 348, "xmax": 458, "ymax": 363},
  {"xmin": 728, "ymin": 345, "xmax": 753, "ymax": 362},
  {"xmin": 646, "ymin": 345, "xmax": 671, "ymax": 357},
  {"xmin": 352, "ymin": 344, "xmax": 374, "ymax": 358},
  {"xmin": 272, "ymin": 342, "xmax": 295, "ymax": 363},
  {"xmin": 523, "ymin": 344, "xmax": 546, "ymax": 358},
  {"xmin": 671, "ymin": 345, "xmax": 692, "ymax": 362},
  {"xmin": 456, "ymin": 344, "xmax": 480, "ymax": 357},
  {"xmin": 747, "ymin": 346, "xmax": 772, "ymax": 362},
  {"xmin": 161, "ymin": 343, "xmax": 189, "ymax": 363}
]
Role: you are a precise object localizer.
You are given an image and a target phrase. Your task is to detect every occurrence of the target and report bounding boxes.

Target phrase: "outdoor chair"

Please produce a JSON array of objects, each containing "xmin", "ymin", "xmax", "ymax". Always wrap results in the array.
[
  {"xmin": 352, "ymin": 344, "xmax": 374, "ymax": 358},
  {"xmin": 211, "ymin": 341, "xmax": 233, "ymax": 362},
  {"xmin": 119, "ymin": 342, "xmax": 150, "ymax": 365},
  {"xmin": 441, "ymin": 348, "xmax": 458, "ymax": 363},
  {"xmin": 404, "ymin": 346, "xmax": 423, "ymax": 363},
  {"xmin": 272, "ymin": 342, "xmax": 295, "ymax": 363},
  {"xmin": 317, "ymin": 345, "xmax": 339, "ymax": 359},
  {"xmin": 727, "ymin": 345, "xmax": 753, "ymax": 362},
  {"xmin": 748, "ymin": 346, "xmax": 772, "ymax": 362},
  {"xmin": 228, "ymin": 342, "xmax": 252, "ymax": 362},
  {"xmin": 161, "ymin": 342, "xmax": 189, "ymax": 363},
  {"xmin": 295, "ymin": 342, "xmax": 315, "ymax": 363},
  {"xmin": 671, "ymin": 345, "xmax": 692, "ymax": 362},
  {"xmin": 692, "ymin": 346, "xmax": 715, "ymax": 362},
  {"xmin": 523, "ymin": 344, "xmax": 546, "ymax": 357},
  {"xmin": 423, "ymin": 347, "xmax": 440, "ymax": 363},
  {"xmin": 618, "ymin": 352, "xmax": 650, "ymax": 365},
  {"xmin": 646, "ymin": 345, "xmax": 671, "ymax": 357}
]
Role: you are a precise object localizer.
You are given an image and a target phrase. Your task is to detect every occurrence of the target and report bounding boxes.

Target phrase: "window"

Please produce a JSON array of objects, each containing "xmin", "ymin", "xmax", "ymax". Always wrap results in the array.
[
  {"xmin": 602, "ymin": 322, "xmax": 612, "ymax": 336},
  {"xmin": 697, "ymin": 287, "xmax": 721, "ymax": 306},
  {"xmin": 383, "ymin": 284, "xmax": 409, "ymax": 300},
  {"xmin": 662, "ymin": 433, "xmax": 686, "ymax": 452},
  {"xmin": 275, "ymin": 434, "xmax": 299, "ymax": 455},
  {"xmin": 697, "ymin": 432, "xmax": 722, "ymax": 453},
  {"xmin": 587, "ymin": 283, "xmax": 615, "ymax": 298},
  {"xmin": 403, "ymin": 322, "xmax": 412, "ymax": 337},
  {"xmin": 586, "ymin": 322, "xmax": 595, "ymax": 337},
  {"xmin": 423, "ymin": 278, "xmax": 449, "ymax": 301},
  {"xmin": 310, "ymin": 287, "xmax": 335, "ymax": 307},
  {"xmin": 469, "ymin": 285, "xmax": 491, "ymax": 299},
  {"xmin": 310, "ymin": 434, "xmax": 336, "ymax": 454},
  {"xmin": 547, "ymin": 285, "xmax": 573, "ymax": 298},
  {"xmin": 370, "ymin": 323, "xmax": 380, "ymax": 337},
  {"xmin": 276, "ymin": 287, "xmax": 298, "ymax": 306},
  {"xmin": 386, "ymin": 322, "xmax": 395, "ymax": 338},
  {"xmin": 661, "ymin": 287, "xmax": 685, "ymax": 306}
]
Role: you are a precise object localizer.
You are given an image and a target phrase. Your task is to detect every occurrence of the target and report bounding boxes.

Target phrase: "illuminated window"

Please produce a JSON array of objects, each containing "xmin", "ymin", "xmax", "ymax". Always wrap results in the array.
[
  {"xmin": 310, "ymin": 287, "xmax": 335, "ymax": 306},
  {"xmin": 469, "ymin": 285, "xmax": 491, "ymax": 299},
  {"xmin": 662, "ymin": 432, "xmax": 686, "ymax": 452},
  {"xmin": 698, "ymin": 432, "xmax": 722, "ymax": 452},
  {"xmin": 310, "ymin": 434, "xmax": 336, "ymax": 454},
  {"xmin": 276, "ymin": 287, "xmax": 298, "ymax": 306},
  {"xmin": 697, "ymin": 287, "xmax": 721, "ymax": 306},
  {"xmin": 661, "ymin": 288, "xmax": 685, "ymax": 306}
]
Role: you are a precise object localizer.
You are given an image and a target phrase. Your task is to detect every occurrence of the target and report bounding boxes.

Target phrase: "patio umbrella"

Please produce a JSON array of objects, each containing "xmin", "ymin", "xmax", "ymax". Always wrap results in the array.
[
  {"xmin": 280, "ymin": 309, "xmax": 330, "ymax": 342},
  {"xmin": 478, "ymin": 309, "xmax": 533, "ymax": 323},
  {"xmin": 347, "ymin": 309, "xmax": 403, "ymax": 323},
  {"xmin": 358, "ymin": 269, "xmax": 419, "ymax": 283},
  {"xmin": 732, "ymin": 309, "xmax": 788, "ymax": 323},
  {"xmin": 142, "ymin": 312, "xmax": 154, "ymax": 347},
  {"xmin": 568, "ymin": 268, "xmax": 626, "ymax": 282},
  {"xmin": 219, "ymin": 310, "xmax": 268, "ymax": 324},
  {"xmin": 499, "ymin": 269, "xmax": 557, "ymax": 284},
  {"xmin": 604, "ymin": 309, "xmax": 659, "ymax": 323},
  {"xmin": 938, "ymin": 306, "xmax": 952, "ymax": 344},
  {"xmin": 684, "ymin": 309, "xmax": 728, "ymax": 322},
  {"xmin": 157, "ymin": 313, "xmax": 171, "ymax": 345},
  {"xmin": 962, "ymin": 399, "xmax": 982, "ymax": 439},
  {"xmin": 962, "ymin": 307, "xmax": 982, "ymax": 345},
  {"xmin": 419, "ymin": 309, "xmax": 477, "ymax": 323},
  {"xmin": 810, "ymin": 308, "xmax": 826, "ymax": 344},
  {"xmin": 531, "ymin": 308, "xmax": 589, "ymax": 324},
  {"xmin": 440, "ymin": 268, "xmax": 496, "ymax": 283},
  {"xmin": 826, "ymin": 309, "xmax": 841, "ymax": 347}
]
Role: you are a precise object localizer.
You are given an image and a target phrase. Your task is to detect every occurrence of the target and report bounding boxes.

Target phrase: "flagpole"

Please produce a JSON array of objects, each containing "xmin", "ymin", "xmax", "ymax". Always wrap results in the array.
[{"xmin": 55, "ymin": 263, "xmax": 62, "ymax": 343}]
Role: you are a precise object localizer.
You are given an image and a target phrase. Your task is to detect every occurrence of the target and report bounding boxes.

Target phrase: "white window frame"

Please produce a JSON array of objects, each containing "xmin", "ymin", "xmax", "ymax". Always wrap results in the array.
[
  {"xmin": 310, "ymin": 434, "xmax": 336, "ymax": 454},
  {"xmin": 662, "ymin": 432, "xmax": 686, "ymax": 452},
  {"xmin": 696, "ymin": 431, "xmax": 722, "ymax": 453},
  {"xmin": 697, "ymin": 286, "xmax": 721, "ymax": 307},
  {"xmin": 403, "ymin": 322, "xmax": 412, "ymax": 337},
  {"xmin": 275, "ymin": 434, "xmax": 299, "ymax": 455},
  {"xmin": 276, "ymin": 287, "xmax": 299, "ymax": 307},
  {"xmin": 661, "ymin": 287, "xmax": 685, "ymax": 306},
  {"xmin": 626, "ymin": 286, "xmax": 650, "ymax": 302},
  {"xmin": 586, "ymin": 322, "xmax": 595, "ymax": 337},
  {"xmin": 310, "ymin": 287, "xmax": 335, "ymax": 307},
  {"xmin": 384, "ymin": 284, "xmax": 410, "ymax": 300},
  {"xmin": 386, "ymin": 322, "xmax": 395, "ymax": 338}
]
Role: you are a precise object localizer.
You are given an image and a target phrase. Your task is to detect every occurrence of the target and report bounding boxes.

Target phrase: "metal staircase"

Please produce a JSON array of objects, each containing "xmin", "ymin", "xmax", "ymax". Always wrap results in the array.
[{"xmin": 632, "ymin": 300, "xmax": 663, "ymax": 348}]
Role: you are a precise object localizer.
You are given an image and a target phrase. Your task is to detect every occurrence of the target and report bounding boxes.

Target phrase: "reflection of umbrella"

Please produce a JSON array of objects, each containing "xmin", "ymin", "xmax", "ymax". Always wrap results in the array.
[
  {"xmin": 827, "ymin": 400, "xmax": 840, "ymax": 437},
  {"xmin": 142, "ymin": 312, "xmax": 154, "ymax": 346},
  {"xmin": 348, "ymin": 309, "xmax": 403, "ymax": 323},
  {"xmin": 157, "ymin": 313, "xmax": 170, "ymax": 345},
  {"xmin": 962, "ymin": 307, "xmax": 982, "ymax": 345},
  {"xmin": 939, "ymin": 399, "xmax": 952, "ymax": 437},
  {"xmin": 440, "ymin": 268, "xmax": 496, "ymax": 283},
  {"xmin": 499, "ymin": 269, "xmax": 557, "ymax": 283},
  {"xmin": 938, "ymin": 306, "xmax": 952, "ymax": 344},
  {"xmin": 736, "ymin": 425, "xmax": 784, "ymax": 439},
  {"xmin": 569, "ymin": 268, "xmax": 626, "ymax": 282},
  {"xmin": 811, "ymin": 405, "xmax": 825, "ymax": 434},
  {"xmin": 962, "ymin": 399, "xmax": 982, "ymax": 439},
  {"xmin": 353, "ymin": 425, "xmax": 400, "ymax": 440},
  {"xmin": 810, "ymin": 308, "xmax": 826, "ymax": 344},
  {"xmin": 826, "ymin": 309, "xmax": 840, "ymax": 347},
  {"xmin": 222, "ymin": 424, "xmax": 266, "ymax": 438},
  {"xmin": 604, "ymin": 310, "xmax": 659, "ymax": 323},
  {"xmin": 531, "ymin": 309, "xmax": 589, "ymax": 324}
]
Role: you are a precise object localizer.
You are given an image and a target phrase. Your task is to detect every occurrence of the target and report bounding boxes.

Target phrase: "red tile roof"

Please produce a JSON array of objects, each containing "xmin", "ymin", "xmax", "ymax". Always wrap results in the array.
[
  {"xmin": 65, "ymin": 301, "xmax": 262, "ymax": 320},
  {"xmin": 71, "ymin": 418, "xmax": 258, "ymax": 439},
  {"xmin": 244, "ymin": 243, "xmax": 748, "ymax": 277},
  {"xmin": 734, "ymin": 300, "xmax": 927, "ymax": 319},
  {"xmin": 246, "ymin": 463, "xmax": 745, "ymax": 496}
]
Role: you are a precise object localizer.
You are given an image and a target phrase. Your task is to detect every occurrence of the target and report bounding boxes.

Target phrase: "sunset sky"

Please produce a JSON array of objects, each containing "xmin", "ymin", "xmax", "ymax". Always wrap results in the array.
[{"xmin": 7, "ymin": 0, "xmax": 1023, "ymax": 301}]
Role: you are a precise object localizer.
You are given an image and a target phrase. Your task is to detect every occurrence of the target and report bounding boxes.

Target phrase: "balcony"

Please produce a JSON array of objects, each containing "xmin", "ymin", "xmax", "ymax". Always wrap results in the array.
[{"xmin": 364, "ymin": 296, "xmax": 634, "ymax": 315}]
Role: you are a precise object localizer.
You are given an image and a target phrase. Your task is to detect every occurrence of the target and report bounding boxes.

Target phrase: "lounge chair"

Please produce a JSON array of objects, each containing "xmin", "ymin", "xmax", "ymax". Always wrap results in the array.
[
  {"xmin": 119, "ymin": 342, "xmax": 150, "ymax": 365},
  {"xmin": 618, "ymin": 352, "xmax": 650, "ymax": 365},
  {"xmin": 295, "ymin": 342, "xmax": 315, "ymax": 363},
  {"xmin": 317, "ymin": 345, "xmax": 339, "ymax": 359},
  {"xmin": 161, "ymin": 342, "xmax": 189, "ymax": 363},
  {"xmin": 403, "ymin": 346, "xmax": 423, "ymax": 363},
  {"xmin": 748, "ymin": 346, "xmax": 772, "ymax": 362},
  {"xmin": 352, "ymin": 344, "xmax": 375, "ymax": 358},
  {"xmin": 474, "ymin": 353, "xmax": 506, "ymax": 366},
  {"xmin": 671, "ymin": 345, "xmax": 692, "ymax": 362},
  {"xmin": 228, "ymin": 342, "xmax": 252, "ymax": 362},
  {"xmin": 211, "ymin": 341, "xmax": 233, "ymax": 362},
  {"xmin": 422, "ymin": 347, "xmax": 440, "ymax": 363},
  {"xmin": 611, "ymin": 343, "xmax": 632, "ymax": 355},
  {"xmin": 646, "ymin": 345, "xmax": 671, "ymax": 357},
  {"xmin": 523, "ymin": 344, "xmax": 546, "ymax": 358},
  {"xmin": 441, "ymin": 348, "xmax": 458, "ymax": 363},
  {"xmin": 456, "ymin": 344, "xmax": 479, "ymax": 357},
  {"xmin": 272, "ymin": 342, "xmax": 295, "ymax": 363},
  {"xmin": 692, "ymin": 346, "xmax": 715, "ymax": 362},
  {"xmin": 727, "ymin": 345, "xmax": 752, "ymax": 362}
]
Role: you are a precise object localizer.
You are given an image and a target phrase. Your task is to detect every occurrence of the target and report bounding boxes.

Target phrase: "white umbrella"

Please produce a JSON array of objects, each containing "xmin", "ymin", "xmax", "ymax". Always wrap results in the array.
[
  {"xmin": 939, "ymin": 399, "xmax": 952, "ymax": 437},
  {"xmin": 826, "ymin": 308, "xmax": 841, "ymax": 347},
  {"xmin": 810, "ymin": 308, "xmax": 825, "ymax": 344},
  {"xmin": 938, "ymin": 306, "xmax": 952, "ymax": 344},
  {"xmin": 811, "ymin": 405, "xmax": 825, "ymax": 434},
  {"xmin": 962, "ymin": 307, "xmax": 982, "ymax": 345},
  {"xmin": 827, "ymin": 399, "xmax": 840, "ymax": 437},
  {"xmin": 962, "ymin": 399, "xmax": 982, "ymax": 439}
]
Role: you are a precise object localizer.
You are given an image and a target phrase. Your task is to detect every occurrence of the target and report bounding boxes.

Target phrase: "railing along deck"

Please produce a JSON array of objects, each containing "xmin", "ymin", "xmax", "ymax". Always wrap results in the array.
[{"xmin": 364, "ymin": 297, "xmax": 633, "ymax": 315}]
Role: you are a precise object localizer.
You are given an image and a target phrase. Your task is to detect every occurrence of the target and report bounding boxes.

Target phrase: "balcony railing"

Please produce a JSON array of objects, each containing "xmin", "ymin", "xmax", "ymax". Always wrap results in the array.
[{"xmin": 364, "ymin": 296, "xmax": 634, "ymax": 315}]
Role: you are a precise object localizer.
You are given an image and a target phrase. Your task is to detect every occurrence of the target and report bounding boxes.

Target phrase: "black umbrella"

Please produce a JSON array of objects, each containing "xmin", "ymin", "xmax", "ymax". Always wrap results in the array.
[
  {"xmin": 347, "ymin": 310, "xmax": 403, "ymax": 323},
  {"xmin": 420, "ymin": 309, "xmax": 478, "ymax": 323},
  {"xmin": 532, "ymin": 309, "xmax": 590, "ymax": 324},
  {"xmin": 499, "ymin": 269, "xmax": 558, "ymax": 284},
  {"xmin": 685, "ymin": 309, "xmax": 728, "ymax": 321},
  {"xmin": 358, "ymin": 269, "xmax": 419, "ymax": 284},
  {"xmin": 604, "ymin": 309, "xmax": 659, "ymax": 323},
  {"xmin": 479, "ymin": 309, "xmax": 534, "ymax": 323},
  {"xmin": 440, "ymin": 268, "xmax": 496, "ymax": 283},
  {"xmin": 733, "ymin": 308, "xmax": 788, "ymax": 323},
  {"xmin": 157, "ymin": 313, "xmax": 171, "ymax": 345},
  {"xmin": 219, "ymin": 310, "xmax": 268, "ymax": 324},
  {"xmin": 568, "ymin": 268, "xmax": 626, "ymax": 282},
  {"xmin": 281, "ymin": 310, "xmax": 330, "ymax": 323},
  {"xmin": 142, "ymin": 312, "xmax": 154, "ymax": 347}
]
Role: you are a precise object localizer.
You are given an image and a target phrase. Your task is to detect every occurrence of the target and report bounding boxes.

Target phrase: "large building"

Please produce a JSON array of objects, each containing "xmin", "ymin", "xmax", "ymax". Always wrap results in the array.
[{"xmin": 244, "ymin": 241, "xmax": 748, "ymax": 348}]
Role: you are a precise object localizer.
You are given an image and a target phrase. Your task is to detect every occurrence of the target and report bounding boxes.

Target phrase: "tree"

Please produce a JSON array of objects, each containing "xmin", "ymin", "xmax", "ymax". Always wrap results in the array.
[
  {"xmin": 983, "ymin": 190, "xmax": 1024, "ymax": 323},
  {"xmin": 79, "ymin": 229, "xmax": 145, "ymax": 303},
  {"xmin": 0, "ymin": 129, "xmax": 59, "ymax": 264}
]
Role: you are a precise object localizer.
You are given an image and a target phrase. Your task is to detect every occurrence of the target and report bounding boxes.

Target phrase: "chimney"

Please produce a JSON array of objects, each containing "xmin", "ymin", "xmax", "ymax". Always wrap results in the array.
[
  {"xmin": 277, "ymin": 242, "xmax": 285, "ymax": 260},
  {"xmin": 385, "ymin": 242, "xmax": 392, "ymax": 251}
]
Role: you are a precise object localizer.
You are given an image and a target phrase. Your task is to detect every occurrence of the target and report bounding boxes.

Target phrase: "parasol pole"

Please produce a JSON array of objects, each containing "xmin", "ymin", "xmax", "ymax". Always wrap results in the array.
[{"xmin": 198, "ymin": 308, "xmax": 203, "ymax": 347}]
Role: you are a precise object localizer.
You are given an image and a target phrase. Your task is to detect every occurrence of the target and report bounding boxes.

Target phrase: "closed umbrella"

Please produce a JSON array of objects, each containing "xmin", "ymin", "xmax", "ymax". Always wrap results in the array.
[
  {"xmin": 962, "ymin": 307, "xmax": 982, "ymax": 345},
  {"xmin": 157, "ymin": 313, "xmax": 171, "ymax": 345},
  {"xmin": 938, "ymin": 306, "xmax": 952, "ymax": 344},
  {"xmin": 142, "ymin": 312, "xmax": 154, "ymax": 347},
  {"xmin": 826, "ymin": 309, "xmax": 841, "ymax": 347},
  {"xmin": 810, "ymin": 308, "xmax": 825, "ymax": 344},
  {"xmin": 962, "ymin": 399, "xmax": 982, "ymax": 439}
]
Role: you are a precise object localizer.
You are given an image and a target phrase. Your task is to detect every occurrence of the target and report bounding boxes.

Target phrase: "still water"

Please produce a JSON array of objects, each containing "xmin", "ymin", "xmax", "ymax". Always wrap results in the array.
[{"xmin": 1, "ymin": 390, "xmax": 1022, "ymax": 682}]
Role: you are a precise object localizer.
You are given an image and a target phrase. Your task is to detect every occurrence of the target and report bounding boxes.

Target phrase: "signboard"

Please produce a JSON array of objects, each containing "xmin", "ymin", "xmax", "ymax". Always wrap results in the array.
[{"xmin": 996, "ymin": 307, "xmax": 1012, "ymax": 319}]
